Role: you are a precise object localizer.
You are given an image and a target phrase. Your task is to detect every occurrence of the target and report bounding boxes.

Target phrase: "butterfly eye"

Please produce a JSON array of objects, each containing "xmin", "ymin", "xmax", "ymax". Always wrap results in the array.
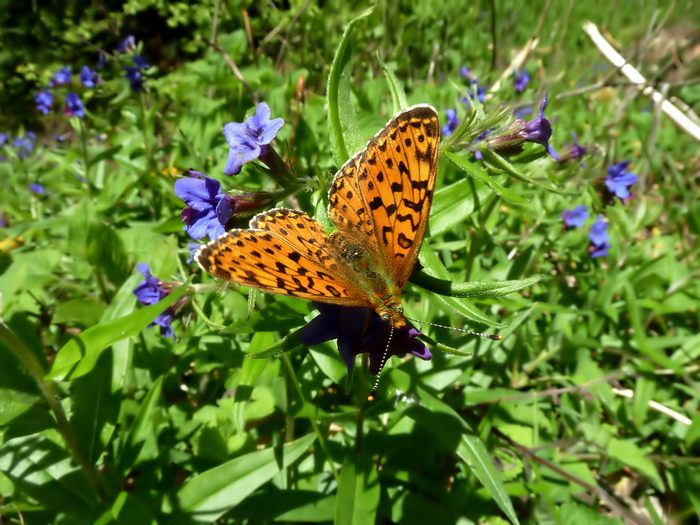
[{"xmin": 380, "ymin": 311, "xmax": 390, "ymax": 321}]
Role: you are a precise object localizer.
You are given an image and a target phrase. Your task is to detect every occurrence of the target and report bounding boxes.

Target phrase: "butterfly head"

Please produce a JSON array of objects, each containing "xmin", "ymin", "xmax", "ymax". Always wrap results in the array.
[{"xmin": 376, "ymin": 300, "xmax": 407, "ymax": 329}]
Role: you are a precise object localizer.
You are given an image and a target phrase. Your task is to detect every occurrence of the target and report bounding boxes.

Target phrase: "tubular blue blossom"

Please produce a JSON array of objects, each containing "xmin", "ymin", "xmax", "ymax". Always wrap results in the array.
[
  {"xmin": 117, "ymin": 35, "xmax": 136, "ymax": 53},
  {"xmin": 80, "ymin": 65, "xmax": 99, "ymax": 88},
  {"xmin": 589, "ymin": 215, "xmax": 611, "ymax": 258},
  {"xmin": 223, "ymin": 102, "xmax": 285, "ymax": 175},
  {"xmin": 441, "ymin": 108, "xmax": 459, "ymax": 137},
  {"xmin": 558, "ymin": 132, "xmax": 587, "ymax": 163},
  {"xmin": 605, "ymin": 160, "xmax": 637, "ymax": 201},
  {"xmin": 174, "ymin": 171, "xmax": 236, "ymax": 241},
  {"xmin": 64, "ymin": 92, "xmax": 85, "ymax": 118},
  {"xmin": 562, "ymin": 205, "xmax": 588, "ymax": 228},
  {"xmin": 50, "ymin": 66, "xmax": 71, "ymax": 86},
  {"xmin": 133, "ymin": 263, "xmax": 176, "ymax": 339},
  {"xmin": 124, "ymin": 55, "xmax": 150, "ymax": 91},
  {"xmin": 29, "ymin": 183, "xmax": 46, "ymax": 195},
  {"xmin": 460, "ymin": 66, "xmax": 470, "ymax": 78},
  {"xmin": 461, "ymin": 80, "xmax": 487, "ymax": 107},
  {"xmin": 300, "ymin": 303, "xmax": 431, "ymax": 375},
  {"xmin": 13, "ymin": 132, "xmax": 36, "ymax": 158},
  {"xmin": 513, "ymin": 69, "xmax": 530, "ymax": 93},
  {"xmin": 35, "ymin": 90, "xmax": 53, "ymax": 114}
]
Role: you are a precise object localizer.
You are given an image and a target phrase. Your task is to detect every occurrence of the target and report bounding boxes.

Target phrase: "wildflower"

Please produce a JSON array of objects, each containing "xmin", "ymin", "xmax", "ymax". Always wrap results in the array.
[
  {"xmin": 223, "ymin": 102, "xmax": 285, "ymax": 176},
  {"xmin": 13, "ymin": 132, "xmax": 36, "ymax": 158},
  {"xmin": 0, "ymin": 133, "xmax": 7, "ymax": 147},
  {"xmin": 461, "ymin": 79, "xmax": 487, "ymax": 107},
  {"xmin": 605, "ymin": 160, "xmax": 637, "ymax": 201},
  {"xmin": 117, "ymin": 35, "xmax": 136, "ymax": 53},
  {"xmin": 558, "ymin": 132, "xmax": 587, "ymax": 163},
  {"xmin": 80, "ymin": 65, "xmax": 99, "ymax": 88},
  {"xmin": 64, "ymin": 92, "xmax": 85, "ymax": 118},
  {"xmin": 562, "ymin": 205, "xmax": 588, "ymax": 228},
  {"xmin": 35, "ymin": 90, "xmax": 53, "ymax": 114},
  {"xmin": 97, "ymin": 53, "xmax": 106, "ymax": 69},
  {"xmin": 186, "ymin": 242, "xmax": 201, "ymax": 264},
  {"xmin": 300, "ymin": 303, "xmax": 432, "ymax": 375},
  {"xmin": 485, "ymin": 95, "xmax": 557, "ymax": 159},
  {"xmin": 124, "ymin": 55, "xmax": 149, "ymax": 91},
  {"xmin": 513, "ymin": 69, "xmax": 530, "ymax": 93},
  {"xmin": 50, "ymin": 66, "xmax": 71, "ymax": 86},
  {"xmin": 174, "ymin": 172, "xmax": 237, "ymax": 241},
  {"xmin": 460, "ymin": 66, "xmax": 470, "ymax": 79},
  {"xmin": 589, "ymin": 215, "xmax": 610, "ymax": 258},
  {"xmin": 133, "ymin": 263, "xmax": 176, "ymax": 339},
  {"xmin": 442, "ymin": 108, "xmax": 459, "ymax": 137},
  {"xmin": 29, "ymin": 183, "xmax": 46, "ymax": 195},
  {"xmin": 513, "ymin": 106, "xmax": 533, "ymax": 119}
]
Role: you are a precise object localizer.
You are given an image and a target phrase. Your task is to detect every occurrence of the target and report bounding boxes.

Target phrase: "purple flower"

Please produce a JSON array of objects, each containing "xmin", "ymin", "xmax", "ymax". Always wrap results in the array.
[
  {"xmin": 97, "ymin": 53, "xmax": 106, "ymax": 69},
  {"xmin": 223, "ymin": 102, "xmax": 285, "ymax": 176},
  {"xmin": 442, "ymin": 108, "xmax": 459, "ymax": 137},
  {"xmin": 64, "ymin": 92, "xmax": 85, "ymax": 118},
  {"xmin": 562, "ymin": 205, "xmax": 588, "ymax": 228},
  {"xmin": 50, "ymin": 67, "xmax": 71, "ymax": 87},
  {"xmin": 461, "ymin": 80, "xmax": 487, "ymax": 107},
  {"xmin": 29, "ymin": 183, "xmax": 46, "ymax": 195},
  {"xmin": 80, "ymin": 65, "xmax": 99, "ymax": 88},
  {"xmin": 589, "ymin": 215, "xmax": 610, "ymax": 258},
  {"xmin": 513, "ymin": 106, "xmax": 533, "ymax": 119},
  {"xmin": 460, "ymin": 66, "xmax": 470, "ymax": 79},
  {"xmin": 520, "ymin": 95, "xmax": 557, "ymax": 158},
  {"xmin": 124, "ymin": 55, "xmax": 149, "ymax": 91},
  {"xmin": 35, "ymin": 90, "xmax": 53, "ymax": 114},
  {"xmin": 117, "ymin": 35, "xmax": 136, "ymax": 53},
  {"xmin": 133, "ymin": 263, "xmax": 175, "ymax": 339},
  {"xmin": 13, "ymin": 132, "xmax": 36, "ymax": 158},
  {"xmin": 0, "ymin": 133, "xmax": 7, "ymax": 147},
  {"xmin": 174, "ymin": 172, "xmax": 236, "ymax": 241},
  {"xmin": 300, "ymin": 303, "xmax": 432, "ymax": 375},
  {"xmin": 558, "ymin": 132, "xmax": 587, "ymax": 163},
  {"xmin": 186, "ymin": 242, "xmax": 201, "ymax": 264},
  {"xmin": 605, "ymin": 160, "xmax": 637, "ymax": 201},
  {"xmin": 513, "ymin": 69, "xmax": 530, "ymax": 93}
]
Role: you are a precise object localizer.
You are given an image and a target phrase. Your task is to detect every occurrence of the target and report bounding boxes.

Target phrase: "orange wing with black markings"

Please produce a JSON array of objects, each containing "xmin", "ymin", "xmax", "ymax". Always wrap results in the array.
[
  {"xmin": 196, "ymin": 208, "xmax": 370, "ymax": 306},
  {"xmin": 328, "ymin": 105, "xmax": 440, "ymax": 287}
]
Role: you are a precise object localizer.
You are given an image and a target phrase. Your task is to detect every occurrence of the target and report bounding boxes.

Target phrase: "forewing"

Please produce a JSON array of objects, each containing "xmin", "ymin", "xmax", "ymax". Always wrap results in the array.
[
  {"xmin": 196, "ymin": 209, "xmax": 370, "ymax": 306},
  {"xmin": 328, "ymin": 105, "xmax": 440, "ymax": 288}
]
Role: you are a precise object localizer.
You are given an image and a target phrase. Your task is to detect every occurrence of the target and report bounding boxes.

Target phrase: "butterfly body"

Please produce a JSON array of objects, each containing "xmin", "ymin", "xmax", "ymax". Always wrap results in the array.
[{"xmin": 197, "ymin": 105, "xmax": 440, "ymax": 329}]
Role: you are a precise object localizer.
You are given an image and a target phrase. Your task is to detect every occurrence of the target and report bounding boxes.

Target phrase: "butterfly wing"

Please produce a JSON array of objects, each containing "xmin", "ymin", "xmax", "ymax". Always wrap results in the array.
[
  {"xmin": 328, "ymin": 105, "xmax": 440, "ymax": 288},
  {"xmin": 196, "ymin": 208, "xmax": 371, "ymax": 306}
]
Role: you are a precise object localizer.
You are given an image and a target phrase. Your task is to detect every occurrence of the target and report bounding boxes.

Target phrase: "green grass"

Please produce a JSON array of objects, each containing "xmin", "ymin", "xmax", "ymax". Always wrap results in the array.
[{"xmin": 1, "ymin": 1, "xmax": 699, "ymax": 523}]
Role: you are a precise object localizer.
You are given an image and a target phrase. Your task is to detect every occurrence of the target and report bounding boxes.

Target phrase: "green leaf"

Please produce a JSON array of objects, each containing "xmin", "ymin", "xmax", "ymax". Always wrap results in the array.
[
  {"xmin": 411, "ymin": 270, "xmax": 545, "ymax": 298},
  {"xmin": 48, "ymin": 281, "xmax": 189, "ymax": 381},
  {"xmin": 377, "ymin": 53, "xmax": 408, "ymax": 113},
  {"xmin": 169, "ymin": 434, "xmax": 316, "ymax": 523},
  {"xmin": 607, "ymin": 438, "xmax": 663, "ymax": 490},
  {"xmin": 444, "ymin": 150, "xmax": 527, "ymax": 204},
  {"xmin": 335, "ymin": 456, "xmax": 380, "ymax": 525},
  {"xmin": 409, "ymin": 387, "xmax": 520, "ymax": 525},
  {"xmin": 326, "ymin": 6, "xmax": 374, "ymax": 165}
]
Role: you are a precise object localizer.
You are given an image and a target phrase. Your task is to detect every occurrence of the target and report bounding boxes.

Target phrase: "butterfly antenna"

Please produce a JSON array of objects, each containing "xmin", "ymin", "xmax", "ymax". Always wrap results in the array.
[
  {"xmin": 369, "ymin": 324, "xmax": 394, "ymax": 398},
  {"xmin": 405, "ymin": 316, "xmax": 502, "ymax": 340}
]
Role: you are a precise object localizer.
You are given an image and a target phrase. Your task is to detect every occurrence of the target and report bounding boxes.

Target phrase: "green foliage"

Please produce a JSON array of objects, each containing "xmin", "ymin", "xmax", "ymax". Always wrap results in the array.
[{"xmin": 1, "ymin": 1, "xmax": 699, "ymax": 524}]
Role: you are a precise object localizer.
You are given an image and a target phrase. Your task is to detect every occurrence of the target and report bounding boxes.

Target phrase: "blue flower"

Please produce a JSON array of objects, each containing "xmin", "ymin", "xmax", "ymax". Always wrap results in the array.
[
  {"xmin": 605, "ymin": 160, "xmax": 637, "ymax": 201},
  {"xmin": 124, "ymin": 55, "xmax": 149, "ymax": 91},
  {"xmin": 50, "ymin": 66, "xmax": 71, "ymax": 86},
  {"xmin": 35, "ymin": 90, "xmax": 53, "ymax": 114},
  {"xmin": 460, "ymin": 66, "xmax": 470, "ymax": 79},
  {"xmin": 117, "ymin": 35, "xmax": 136, "ymax": 53},
  {"xmin": 558, "ymin": 132, "xmax": 587, "ymax": 163},
  {"xmin": 80, "ymin": 65, "xmax": 99, "ymax": 88},
  {"xmin": 29, "ymin": 183, "xmax": 46, "ymax": 195},
  {"xmin": 174, "ymin": 172, "xmax": 236, "ymax": 241},
  {"xmin": 513, "ymin": 106, "xmax": 533, "ymax": 119},
  {"xmin": 589, "ymin": 215, "xmax": 610, "ymax": 258},
  {"xmin": 300, "ymin": 303, "xmax": 431, "ymax": 375},
  {"xmin": 97, "ymin": 53, "xmax": 106, "ymax": 69},
  {"xmin": 461, "ymin": 79, "xmax": 487, "ymax": 107},
  {"xmin": 13, "ymin": 132, "xmax": 36, "ymax": 158},
  {"xmin": 133, "ymin": 263, "xmax": 176, "ymax": 339},
  {"xmin": 64, "ymin": 92, "xmax": 85, "ymax": 118},
  {"xmin": 441, "ymin": 108, "xmax": 459, "ymax": 137},
  {"xmin": 562, "ymin": 205, "xmax": 588, "ymax": 228},
  {"xmin": 0, "ymin": 133, "xmax": 7, "ymax": 147},
  {"xmin": 513, "ymin": 69, "xmax": 530, "ymax": 93},
  {"xmin": 223, "ymin": 102, "xmax": 285, "ymax": 176},
  {"xmin": 520, "ymin": 95, "xmax": 557, "ymax": 158}
]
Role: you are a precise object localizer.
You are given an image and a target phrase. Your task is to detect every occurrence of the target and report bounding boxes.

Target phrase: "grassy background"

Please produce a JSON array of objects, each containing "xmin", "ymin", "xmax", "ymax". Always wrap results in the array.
[{"xmin": 1, "ymin": 1, "xmax": 699, "ymax": 523}]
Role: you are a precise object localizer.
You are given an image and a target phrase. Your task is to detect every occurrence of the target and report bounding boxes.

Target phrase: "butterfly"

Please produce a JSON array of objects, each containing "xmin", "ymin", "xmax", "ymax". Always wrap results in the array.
[{"xmin": 196, "ymin": 105, "xmax": 440, "ymax": 329}]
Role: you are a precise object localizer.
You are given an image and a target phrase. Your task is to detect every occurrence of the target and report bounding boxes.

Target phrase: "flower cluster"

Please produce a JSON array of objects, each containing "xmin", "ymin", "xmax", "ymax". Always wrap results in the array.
[
  {"xmin": 441, "ymin": 108, "xmax": 459, "ymax": 137},
  {"xmin": 34, "ymin": 63, "xmax": 101, "ymax": 120},
  {"xmin": 300, "ymin": 303, "xmax": 432, "ymax": 375},
  {"xmin": 133, "ymin": 263, "xmax": 179, "ymax": 339}
]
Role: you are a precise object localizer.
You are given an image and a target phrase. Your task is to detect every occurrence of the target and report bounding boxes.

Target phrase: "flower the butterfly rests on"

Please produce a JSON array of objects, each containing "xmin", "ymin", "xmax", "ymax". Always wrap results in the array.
[{"xmin": 196, "ymin": 105, "xmax": 440, "ymax": 330}]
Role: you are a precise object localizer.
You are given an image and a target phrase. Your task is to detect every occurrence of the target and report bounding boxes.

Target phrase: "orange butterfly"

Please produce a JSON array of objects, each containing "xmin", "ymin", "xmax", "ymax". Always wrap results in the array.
[{"xmin": 196, "ymin": 105, "xmax": 440, "ymax": 329}]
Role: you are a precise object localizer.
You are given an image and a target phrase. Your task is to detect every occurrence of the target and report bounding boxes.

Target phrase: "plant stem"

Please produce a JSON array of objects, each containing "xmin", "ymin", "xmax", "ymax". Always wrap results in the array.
[
  {"xmin": 0, "ymin": 321, "xmax": 106, "ymax": 501},
  {"xmin": 79, "ymin": 119, "xmax": 92, "ymax": 198}
]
